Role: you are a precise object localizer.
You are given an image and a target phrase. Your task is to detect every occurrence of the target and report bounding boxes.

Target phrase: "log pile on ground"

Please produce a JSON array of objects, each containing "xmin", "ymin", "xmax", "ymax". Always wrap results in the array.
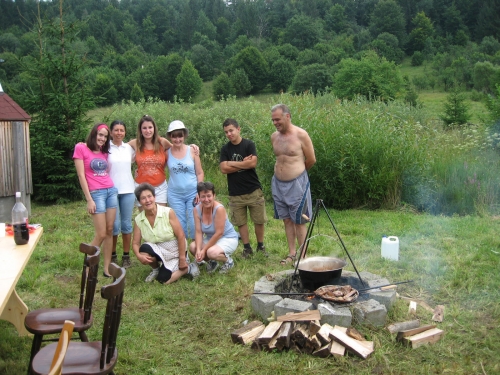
[
  {"xmin": 231, "ymin": 311, "xmax": 374, "ymax": 359},
  {"xmin": 387, "ymin": 319, "xmax": 444, "ymax": 349}
]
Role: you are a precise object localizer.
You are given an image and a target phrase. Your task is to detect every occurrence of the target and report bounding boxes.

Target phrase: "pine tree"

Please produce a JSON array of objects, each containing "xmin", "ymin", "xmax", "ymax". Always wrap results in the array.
[
  {"xmin": 441, "ymin": 89, "xmax": 471, "ymax": 127},
  {"xmin": 130, "ymin": 83, "xmax": 144, "ymax": 102}
]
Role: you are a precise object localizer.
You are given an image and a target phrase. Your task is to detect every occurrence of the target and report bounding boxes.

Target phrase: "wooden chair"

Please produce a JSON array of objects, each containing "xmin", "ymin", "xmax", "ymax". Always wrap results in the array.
[
  {"xmin": 47, "ymin": 320, "xmax": 75, "ymax": 375},
  {"xmin": 25, "ymin": 244, "xmax": 100, "ymax": 372},
  {"xmin": 31, "ymin": 263, "xmax": 126, "ymax": 375}
]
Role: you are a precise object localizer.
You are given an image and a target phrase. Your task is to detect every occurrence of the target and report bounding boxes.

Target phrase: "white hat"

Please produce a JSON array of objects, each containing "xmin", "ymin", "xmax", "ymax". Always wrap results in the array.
[{"xmin": 167, "ymin": 120, "xmax": 186, "ymax": 133}]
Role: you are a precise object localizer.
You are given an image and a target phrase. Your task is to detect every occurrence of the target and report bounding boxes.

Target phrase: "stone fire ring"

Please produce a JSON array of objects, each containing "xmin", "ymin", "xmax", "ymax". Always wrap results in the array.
[{"xmin": 251, "ymin": 270, "xmax": 397, "ymax": 327}]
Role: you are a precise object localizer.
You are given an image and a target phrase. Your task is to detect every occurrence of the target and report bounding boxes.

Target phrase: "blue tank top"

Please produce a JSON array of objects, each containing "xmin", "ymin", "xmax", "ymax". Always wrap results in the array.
[
  {"xmin": 167, "ymin": 147, "xmax": 198, "ymax": 194},
  {"xmin": 196, "ymin": 204, "xmax": 238, "ymax": 241}
]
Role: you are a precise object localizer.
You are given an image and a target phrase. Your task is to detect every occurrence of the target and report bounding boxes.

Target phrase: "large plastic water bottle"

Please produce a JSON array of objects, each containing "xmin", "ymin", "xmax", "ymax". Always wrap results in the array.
[
  {"xmin": 12, "ymin": 192, "xmax": 29, "ymax": 245},
  {"xmin": 381, "ymin": 235, "xmax": 399, "ymax": 261}
]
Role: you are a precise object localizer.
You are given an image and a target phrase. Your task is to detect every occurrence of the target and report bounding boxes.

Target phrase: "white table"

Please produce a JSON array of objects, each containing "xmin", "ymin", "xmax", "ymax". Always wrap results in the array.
[{"xmin": 0, "ymin": 227, "xmax": 43, "ymax": 336}]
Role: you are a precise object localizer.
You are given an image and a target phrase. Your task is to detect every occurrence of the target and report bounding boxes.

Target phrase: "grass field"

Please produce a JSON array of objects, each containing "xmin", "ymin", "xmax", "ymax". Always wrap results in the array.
[{"xmin": 1, "ymin": 199, "xmax": 499, "ymax": 374}]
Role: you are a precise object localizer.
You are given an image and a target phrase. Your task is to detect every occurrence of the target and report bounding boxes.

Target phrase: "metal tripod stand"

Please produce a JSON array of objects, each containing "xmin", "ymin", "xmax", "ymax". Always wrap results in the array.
[{"xmin": 290, "ymin": 199, "xmax": 366, "ymax": 292}]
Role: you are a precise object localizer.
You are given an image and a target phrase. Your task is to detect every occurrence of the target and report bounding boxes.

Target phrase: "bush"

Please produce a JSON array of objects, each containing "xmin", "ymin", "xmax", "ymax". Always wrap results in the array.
[
  {"xmin": 230, "ymin": 69, "xmax": 252, "ymax": 97},
  {"xmin": 212, "ymin": 72, "xmax": 234, "ymax": 100},
  {"xmin": 176, "ymin": 60, "xmax": 203, "ymax": 103},
  {"xmin": 291, "ymin": 64, "xmax": 333, "ymax": 95},
  {"xmin": 411, "ymin": 51, "xmax": 424, "ymax": 66}
]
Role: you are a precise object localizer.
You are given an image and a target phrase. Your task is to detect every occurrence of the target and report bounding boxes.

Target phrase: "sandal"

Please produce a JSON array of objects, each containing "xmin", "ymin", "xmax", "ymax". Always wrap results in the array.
[{"xmin": 280, "ymin": 255, "xmax": 296, "ymax": 266}]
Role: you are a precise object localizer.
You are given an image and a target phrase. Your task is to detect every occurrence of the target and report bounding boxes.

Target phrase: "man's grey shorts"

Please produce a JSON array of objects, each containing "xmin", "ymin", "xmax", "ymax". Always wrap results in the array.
[{"xmin": 272, "ymin": 170, "xmax": 312, "ymax": 225}]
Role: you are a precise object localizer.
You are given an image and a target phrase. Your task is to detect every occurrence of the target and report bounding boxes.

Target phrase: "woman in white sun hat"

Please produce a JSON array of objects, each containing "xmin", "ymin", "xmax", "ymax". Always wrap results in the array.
[{"xmin": 166, "ymin": 120, "xmax": 204, "ymax": 240}]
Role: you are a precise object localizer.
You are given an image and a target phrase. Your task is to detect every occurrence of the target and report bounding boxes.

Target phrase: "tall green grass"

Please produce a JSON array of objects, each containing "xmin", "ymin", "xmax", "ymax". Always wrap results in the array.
[{"xmin": 93, "ymin": 92, "xmax": 499, "ymax": 215}]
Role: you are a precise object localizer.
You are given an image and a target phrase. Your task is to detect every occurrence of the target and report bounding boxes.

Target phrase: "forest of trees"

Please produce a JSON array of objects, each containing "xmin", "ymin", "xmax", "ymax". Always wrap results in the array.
[{"xmin": 1, "ymin": 0, "xmax": 500, "ymax": 107}]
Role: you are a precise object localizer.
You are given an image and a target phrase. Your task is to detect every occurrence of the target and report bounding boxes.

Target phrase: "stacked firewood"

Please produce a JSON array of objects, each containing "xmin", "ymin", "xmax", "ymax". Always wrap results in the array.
[
  {"xmin": 387, "ymin": 319, "xmax": 444, "ymax": 348},
  {"xmin": 230, "ymin": 311, "xmax": 374, "ymax": 359}
]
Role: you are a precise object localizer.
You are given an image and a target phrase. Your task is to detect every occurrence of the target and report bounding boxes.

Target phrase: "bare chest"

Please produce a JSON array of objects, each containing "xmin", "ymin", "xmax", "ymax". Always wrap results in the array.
[{"xmin": 273, "ymin": 134, "xmax": 303, "ymax": 157}]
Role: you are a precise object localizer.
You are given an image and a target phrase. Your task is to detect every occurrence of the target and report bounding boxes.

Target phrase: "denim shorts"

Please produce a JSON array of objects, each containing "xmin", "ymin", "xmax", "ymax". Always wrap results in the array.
[{"xmin": 90, "ymin": 187, "xmax": 118, "ymax": 214}]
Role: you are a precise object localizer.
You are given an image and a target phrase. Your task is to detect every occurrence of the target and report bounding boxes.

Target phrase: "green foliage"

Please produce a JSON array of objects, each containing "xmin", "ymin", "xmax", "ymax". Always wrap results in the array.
[
  {"xmin": 176, "ymin": 59, "xmax": 203, "ymax": 103},
  {"xmin": 269, "ymin": 58, "xmax": 295, "ymax": 93},
  {"xmin": 441, "ymin": 89, "xmax": 471, "ymax": 126},
  {"xmin": 325, "ymin": 4, "xmax": 349, "ymax": 34},
  {"xmin": 369, "ymin": 33, "xmax": 404, "ymax": 63},
  {"xmin": 283, "ymin": 14, "xmax": 321, "ymax": 50},
  {"xmin": 212, "ymin": 72, "xmax": 234, "ymax": 100},
  {"xmin": 21, "ymin": 11, "xmax": 94, "ymax": 202},
  {"xmin": 369, "ymin": 0, "xmax": 406, "ymax": 46},
  {"xmin": 130, "ymin": 83, "xmax": 144, "ymax": 102},
  {"xmin": 231, "ymin": 46, "xmax": 269, "ymax": 93},
  {"xmin": 473, "ymin": 61, "xmax": 500, "ymax": 94},
  {"xmin": 408, "ymin": 12, "xmax": 434, "ymax": 54},
  {"xmin": 291, "ymin": 63, "xmax": 333, "ymax": 95},
  {"xmin": 485, "ymin": 84, "xmax": 500, "ymax": 122},
  {"xmin": 229, "ymin": 68, "xmax": 252, "ymax": 97},
  {"xmin": 411, "ymin": 51, "xmax": 424, "ymax": 66},
  {"xmin": 333, "ymin": 51, "xmax": 404, "ymax": 101}
]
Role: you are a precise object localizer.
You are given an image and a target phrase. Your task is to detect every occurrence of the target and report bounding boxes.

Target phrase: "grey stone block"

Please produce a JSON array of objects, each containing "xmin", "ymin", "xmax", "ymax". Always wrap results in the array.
[
  {"xmin": 368, "ymin": 289, "xmax": 397, "ymax": 310},
  {"xmin": 367, "ymin": 278, "xmax": 390, "ymax": 288},
  {"xmin": 359, "ymin": 271, "xmax": 384, "ymax": 281},
  {"xmin": 353, "ymin": 299, "xmax": 387, "ymax": 326},
  {"xmin": 318, "ymin": 302, "xmax": 352, "ymax": 327},
  {"xmin": 274, "ymin": 298, "xmax": 313, "ymax": 317},
  {"xmin": 253, "ymin": 280, "xmax": 275, "ymax": 293},
  {"xmin": 251, "ymin": 294, "xmax": 283, "ymax": 320}
]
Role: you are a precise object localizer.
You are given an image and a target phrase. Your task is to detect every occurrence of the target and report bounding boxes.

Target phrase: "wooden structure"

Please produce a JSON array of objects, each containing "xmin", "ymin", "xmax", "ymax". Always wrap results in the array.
[{"xmin": 0, "ymin": 84, "xmax": 32, "ymax": 222}]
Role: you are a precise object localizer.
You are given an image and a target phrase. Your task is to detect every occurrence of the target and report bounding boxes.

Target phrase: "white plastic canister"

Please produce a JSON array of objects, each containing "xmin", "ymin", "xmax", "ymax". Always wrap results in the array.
[{"xmin": 381, "ymin": 236, "xmax": 399, "ymax": 261}]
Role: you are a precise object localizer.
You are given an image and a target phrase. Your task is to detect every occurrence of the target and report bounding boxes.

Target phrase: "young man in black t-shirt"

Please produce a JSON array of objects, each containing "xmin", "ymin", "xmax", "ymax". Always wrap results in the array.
[{"xmin": 219, "ymin": 118, "xmax": 267, "ymax": 258}]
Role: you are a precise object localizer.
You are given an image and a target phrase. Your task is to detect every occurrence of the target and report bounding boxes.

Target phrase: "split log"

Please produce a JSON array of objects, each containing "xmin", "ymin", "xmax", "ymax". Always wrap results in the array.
[
  {"xmin": 432, "ymin": 305, "xmax": 445, "ymax": 322},
  {"xmin": 265, "ymin": 335, "xmax": 279, "ymax": 352},
  {"xmin": 317, "ymin": 323, "xmax": 335, "ymax": 346},
  {"xmin": 277, "ymin": 310, "xmax": 321, "ymax": 322},
  {"xmin": 312, "ymin": 343, "xmax": 331, "ymax": 358},
  {"xmin": 396, "ymin": 324, "xmax": 436, "ymax": 342},
  {"xmin": 408, "ymin": 301, "xmax": 417, "ymax": 315},
  {"xmin": 309, "ymin": 320, "xmax": 321, "ymax": 336},
  {"xmin": 292, "ymin": 323, "xmax": 309, "ymax": 347},
  {"xmin": 305, "ymin": 335, "xmax": 321, "ymax": 351},
  {"xmin": 346, "ymin": 327, "xmax": 365, "ymax": 341},
  {"xmin": 257, "ymin": 321, "xmax": 283, "ymax": 344},
  {"xmin": 250, "ymin": 340, "xmax": 261, "ymax": 351},
  {"xmin": 403, "ymin": 328, "xmax": 444, "ymax": 348},
  {"xmin": 239, "ymin": 325, "xmax": 266, "ymax": 345},
  {"xmin": 330, "ymin": 328, "xmax": 374, "ymax": 359},
  {"xmin": 275, "ymin": 322, "xmax": 294, "ymax": 350},
  {"xmin": 386, "ymin": 319, "xmax": 420, "ymax": 334},
  {"xmin": 231, "ymin": 321, "xmax": 264, "ymax": 344},
  {"xmin": 329, "ymin": 326, "xmax": 348, "ymax": 358}
]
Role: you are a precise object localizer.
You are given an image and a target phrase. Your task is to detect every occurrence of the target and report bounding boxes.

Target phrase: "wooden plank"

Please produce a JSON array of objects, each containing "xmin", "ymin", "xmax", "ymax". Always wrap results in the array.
[
  {"xmin": 329, "ymin": 326, "xmax": 347, "ymax": 357},
  {"xmin": 317, "ymin": 323, "xmax": 335, "ymax": 346},
  {"xmin": 257, "ymin": 321, "xmax": 283, "ymax": 344},
  {"xmin": 398, "ymin": 295, "xmax": 435, "ymax": 313},
  {"xmin": 432, "ymin": 305, "xmax": 445, "ymax": 322},
  {"xmin": 309, "ymin": 320, "xmax": 321, "ymax": 336},
  {"xmin": 277, "ymin": 310, "xmax": 321, "ymax": 322},
  {"xmin": 387, "ymin": 319, "xmax": 420, "ymax": 334},
  {"xmin": 239, "ymin": 325, "xmax": 266, "ymax": 345},
  {"xmin": 275, "ymin": 322, "xmax": 293, "ymax": 350},
  {"xmin": 404, "ymin": 328, "xmax": 444, "ymax": 349},
  {"xmin": 231, "ymin": 321, "xmax": 264, "ymax": 344},
  {"xmin": 396, "ymin": 324, "xmax": 437, "ymax": 342},
  {"xmin": 330, "ymin": 328, "xmax": 374, "ymax": 359},
  {"xmin": 358, "ymin": 341, "xmax": 374, "ymax": 351}
]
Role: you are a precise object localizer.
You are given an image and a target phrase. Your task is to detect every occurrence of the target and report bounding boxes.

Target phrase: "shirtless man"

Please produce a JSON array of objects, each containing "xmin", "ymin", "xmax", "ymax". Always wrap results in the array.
[{"xmin": 270, "ymin": 104, "xmax": 316, "ymax": 265}]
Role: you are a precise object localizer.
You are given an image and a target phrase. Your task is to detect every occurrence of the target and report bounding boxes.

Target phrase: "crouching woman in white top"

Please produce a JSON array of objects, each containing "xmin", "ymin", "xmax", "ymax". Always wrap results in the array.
[{"xmin": 132, "ymin": 183, "xmax": 198, "ymax": 284}]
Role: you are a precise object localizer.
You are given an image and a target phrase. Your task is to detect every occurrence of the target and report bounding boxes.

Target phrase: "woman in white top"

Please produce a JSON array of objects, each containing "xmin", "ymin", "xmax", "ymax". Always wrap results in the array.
[{"xmin": 108, "ymin": 120, "xmax": 136, "ymax": 268}]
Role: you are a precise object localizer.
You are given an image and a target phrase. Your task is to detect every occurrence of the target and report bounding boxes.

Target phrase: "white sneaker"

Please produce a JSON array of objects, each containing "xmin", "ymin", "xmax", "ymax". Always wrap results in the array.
[
  {"xmin": 145, "ymin": 267, "xmax": 159, "ymax": 282},
  {"xmin": 188, "ymin": 262, "xmax": 200, "ymax": 279},
  {"xmin": 219, "ymin": 257, "xmax": 234, "ymax": 274}
]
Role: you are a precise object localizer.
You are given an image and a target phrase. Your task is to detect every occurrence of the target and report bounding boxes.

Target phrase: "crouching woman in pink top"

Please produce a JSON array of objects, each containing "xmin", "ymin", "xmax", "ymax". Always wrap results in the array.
[{"xmin": 73, "ymin": 123, "xmax": 118, "ymax": 277}]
